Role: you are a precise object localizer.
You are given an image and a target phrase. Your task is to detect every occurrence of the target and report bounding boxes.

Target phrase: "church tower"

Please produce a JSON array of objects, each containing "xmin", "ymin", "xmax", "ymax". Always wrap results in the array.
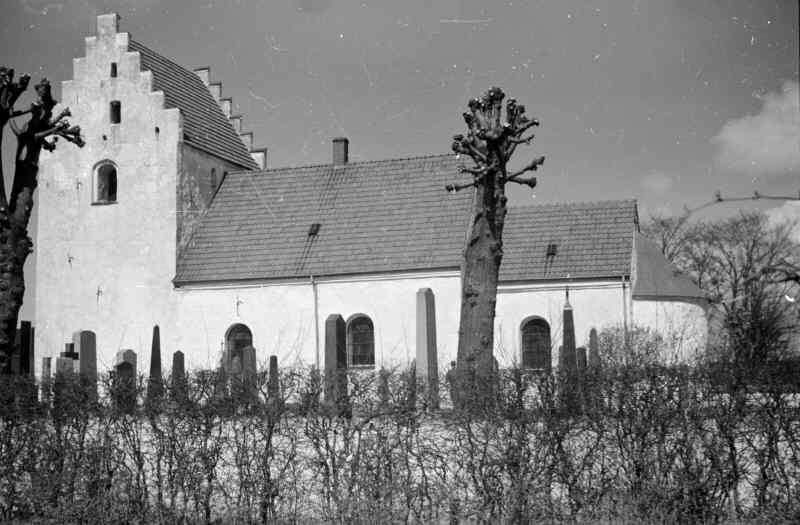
[{"xmin": 34, "ymin": 14, "xmax": 262, "ymax": 375}]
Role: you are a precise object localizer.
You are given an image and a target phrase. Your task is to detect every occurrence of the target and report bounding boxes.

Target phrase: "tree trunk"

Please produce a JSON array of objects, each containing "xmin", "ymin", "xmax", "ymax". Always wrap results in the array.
[
  {"xmin": 0, "ymin": 161, "xmax": 37, "ymax": 370},
  {"xmin": 455, "ymin": 161, "xmax": 507, "ymax": 405}
]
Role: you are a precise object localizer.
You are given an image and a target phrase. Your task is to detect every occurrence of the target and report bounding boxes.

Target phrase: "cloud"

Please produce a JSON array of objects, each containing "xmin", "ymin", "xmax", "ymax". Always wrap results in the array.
[
  {"xmin": 711, "ymin": 81, "xmax": 800, "ymax": 179},
  {"xmin": 641, "ymin": 171, "xmax": 675, "ymax": 193}
]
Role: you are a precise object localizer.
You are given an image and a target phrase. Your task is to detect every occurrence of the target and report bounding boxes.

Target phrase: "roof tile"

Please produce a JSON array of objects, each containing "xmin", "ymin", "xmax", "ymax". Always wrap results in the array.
[{"xmin": 175, "ymin": 155, "xmax": 637, "ymax": 283}]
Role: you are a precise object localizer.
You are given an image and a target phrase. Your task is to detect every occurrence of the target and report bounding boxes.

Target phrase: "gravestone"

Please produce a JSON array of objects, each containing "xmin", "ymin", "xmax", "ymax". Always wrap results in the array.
[
  {"xmin": 241, "ymin": 345, "xmax": 257, "ymax": 383},
  {"xmin": 588, "ymin": 328, "xmax": 600, "ymax": 368},
  {"xmin": 576, "ymin": 347, "xmax": 587, "ymax": 371},
  {"xmin": 171, "ymin": 350, "xmax": 187, "ymax": 402},
  {"xmin": 324, "ymin": 314, "xmax": 348, "ymax": 411},
  {"xmin": 114, "ymin": 349, "xmax": 137, "ymax": 414},
  {"xmin": 560, "ymin": 294, "xmax": 580, "ymax": 414},
  {"xmin": 147, "ymin": 325, "xmax": 163, "ymax": 405},
  {"xmin": 41, "ymin": 357, "xmax": 52, "ymax": 403},
  {"xmin": 74, "ymin": 330, "xmax": 97, "ymax": 400},
  {"xmin": 267, "ymin": 355, "xmax": 279, "ymax": 400},
  {"xmin": 415, "ymin": 288, "xmax": 439, "ymax": 409}
]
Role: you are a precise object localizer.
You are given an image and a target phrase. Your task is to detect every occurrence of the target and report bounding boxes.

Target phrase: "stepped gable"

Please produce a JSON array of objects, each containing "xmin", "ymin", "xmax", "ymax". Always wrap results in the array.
[
  {"xmin": 174, "ymin": 154, "xmax": 638, "ymax": 284},
  {"xmin": 128, "ymin": 40, "xmax": 258, "ymax": 170}
]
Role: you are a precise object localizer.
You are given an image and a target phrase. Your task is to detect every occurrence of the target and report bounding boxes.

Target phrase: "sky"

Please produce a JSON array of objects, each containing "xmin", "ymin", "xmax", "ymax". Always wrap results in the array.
[{"xmin": 1, "ymin": 0, "xmax": 798, "ymax": 320}]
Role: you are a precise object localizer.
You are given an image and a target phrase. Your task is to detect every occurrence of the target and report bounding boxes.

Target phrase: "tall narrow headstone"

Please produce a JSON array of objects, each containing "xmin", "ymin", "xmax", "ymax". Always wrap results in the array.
[
  {"xmin": 267, "ymin": 355, "xmax": 279, "ymax": 400},
  {"xmin": 588, "ymin": 328, "xmax": 600, "ymax": 368},
  {"xmin": 41, "ymin": 357, "xmax": 52, "ymax": 403},
  {"xmin": 324, "ymin": 314, "xmax": 348, "ymax": 410},
  {"xmin": 147, "ymin": 325, "xmax": 163, "ymax": 405},
  {"xmin": 561, "ymin": 292, "xmax": 576, "ymax": 373},
  {"xmin": 241, "ymin": 345, "xmax": 257, "ymax": 382},
  {"xmin": 74, "ymin": 330, "xmax": 97, "ymax": 400},
  {"xmin": 415, "ymin": 288, "xmax": 439, "ymax": 409},
  {"xmin": 114, "ymin": 350, "xmax": 137, "ymax": 414},
  {"xmin": 560, "ymin": 289, "xmax": 580, "ymax": 414},
  {"xmin": 171, "ymin": 350, "xmax": 187, "ymax": 403}
]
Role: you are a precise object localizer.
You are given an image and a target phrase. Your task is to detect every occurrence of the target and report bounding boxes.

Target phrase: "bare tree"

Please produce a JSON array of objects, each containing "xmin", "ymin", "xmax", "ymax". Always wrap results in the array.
[
  {"xmin": 643, "ymin": 211, "xmax": 800, "ymax": 363},
  {"xmin": 0, "ymin": 69, "xmax": 84, "ymax": 370},
  {"xmin": 447, "ymin": 87, "xmax": 545, "ymax": 397}
]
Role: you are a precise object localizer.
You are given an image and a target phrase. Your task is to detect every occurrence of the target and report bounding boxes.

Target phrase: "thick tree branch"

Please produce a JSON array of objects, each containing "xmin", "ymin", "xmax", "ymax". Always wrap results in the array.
[
  {"xmin": 506, "ymin": 156, "xmax": 546, "ymax": 181},
  {"xmin": 445, "ymin": 181, "xmax": 477, "ymax": 193},
  {"xmin": 508, "ymin": 176, "xmax": 537, "ymax": 188}
]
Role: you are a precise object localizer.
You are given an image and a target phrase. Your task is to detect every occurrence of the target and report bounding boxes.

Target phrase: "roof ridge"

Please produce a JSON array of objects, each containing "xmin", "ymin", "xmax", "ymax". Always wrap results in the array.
[
  {"xmin": 509, "ymin": 198, "xmax": 637, "ymax": 210},
  {"xmin": 224, "ymin": 152, "xmax": 457, "ymax": 176}
]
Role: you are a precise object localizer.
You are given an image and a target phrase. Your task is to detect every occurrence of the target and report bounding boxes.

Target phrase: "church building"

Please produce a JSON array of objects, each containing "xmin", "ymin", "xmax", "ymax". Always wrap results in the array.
[{"xmin": 34, "ymin": 14, "xmax": 707, "ymax": 377}]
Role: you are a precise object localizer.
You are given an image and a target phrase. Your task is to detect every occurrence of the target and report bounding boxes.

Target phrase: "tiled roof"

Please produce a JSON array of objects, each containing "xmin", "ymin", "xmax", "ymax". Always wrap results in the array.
[
  {"xmin": 500, "ymin": 200, "xmax": 637, "ymax": 281},
  {"xmin": 129, "ymin": 40, "xmax": 257, "ymax": 170},
  {"xmin": 174, "ymin": 154, "xmax": 637, "ymax": 284},
  {"xmin": 632, "ymin": 232, "xmax": 706, "ymax": 299}
]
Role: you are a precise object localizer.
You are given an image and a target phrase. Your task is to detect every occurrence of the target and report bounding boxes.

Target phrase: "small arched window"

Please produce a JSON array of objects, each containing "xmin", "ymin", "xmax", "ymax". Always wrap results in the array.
[
  {"xmin": 347, "ymin": 315, "xmax": 374, "ymax": 367},
  {"xmin": 110, "ymin": 62, "xmax": 118, "ymax": 78},
  {"xmin": 94, "ymin": 161, "xmax": 117, "ymax": 204},
  {"xmin": 211, "ymin": 168, "xmax": 218, "ymax": 191},
  {"xmin": 521, "ymin": 317, "xmax": 551, "ymax": 371}
]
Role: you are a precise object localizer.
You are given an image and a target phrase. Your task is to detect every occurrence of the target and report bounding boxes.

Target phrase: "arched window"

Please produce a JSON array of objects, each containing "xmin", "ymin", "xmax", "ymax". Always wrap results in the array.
[
  {"xmin": 94, "ymin": 161, "xmax": 117, "ymax": 203},
  {"xmin": 225, "ymin": 323, "xmax": 253, "ymax": 375},
  {"xmin": 110, "ymin": 62, "xmax": 118, "ymax": 78},
  {"xmin": 347, "ymin": 315, "xmax": 374, "ymax": 367},
  {"xmin": 521, "ymin": 317, "xmax": 551, "ymax": 371}
]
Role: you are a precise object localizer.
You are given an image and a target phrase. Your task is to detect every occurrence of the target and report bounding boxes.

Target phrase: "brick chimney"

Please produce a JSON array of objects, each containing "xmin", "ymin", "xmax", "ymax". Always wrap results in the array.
[{"xmin": 333, "ymin": 137, "xmax": 349, "ymax": 165}]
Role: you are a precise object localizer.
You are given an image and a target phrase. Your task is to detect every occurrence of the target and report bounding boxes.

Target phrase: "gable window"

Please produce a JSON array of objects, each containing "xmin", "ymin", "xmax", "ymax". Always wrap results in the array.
[
  {"xmin": 110, "ymin": 100, "xmax": 121, "ymax": 123},
  {"xmin": 93, "ymin": 161, "xmax": 117, "ymax": 204},
  {"xmin": 347, "ymin": 315, "xmax": 375, "ymax": 367},
  {"xmin": 521, "ymin": 317, "xmax": 551, "ymax": 371}
]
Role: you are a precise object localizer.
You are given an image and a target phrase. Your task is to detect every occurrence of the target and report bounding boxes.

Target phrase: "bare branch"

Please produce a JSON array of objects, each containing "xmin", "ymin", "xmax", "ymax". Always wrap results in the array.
[
  {"xmin": 508, "ymin": 176, "xmax": 537, "ymax": 188},
  {"xmin": 508, "ymin": 133, "xmax": 535, "ymax": 145},
  {"xmin": 507, "ymin": 156, "xmax": 545, "ymax": 180},
  {"xmin": 445, "ymin": 181, "xmax": 477, "ymax": 193}
]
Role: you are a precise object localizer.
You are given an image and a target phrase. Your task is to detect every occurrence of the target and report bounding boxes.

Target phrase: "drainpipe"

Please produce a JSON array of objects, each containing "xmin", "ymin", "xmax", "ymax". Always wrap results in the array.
[
  {"xmin": 621, "ymin": 275, "xmax": 629, "ymax": 346},
  {"xmin": 311, "ymin": 275, "xmax": 320, "ymax": 369}
]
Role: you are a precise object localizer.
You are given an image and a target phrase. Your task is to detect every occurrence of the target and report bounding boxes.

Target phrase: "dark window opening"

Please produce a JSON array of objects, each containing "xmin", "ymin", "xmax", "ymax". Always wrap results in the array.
[
  {"xmin": 347, "ymin": 315, "xmax": 375, "ymax": 367},
  {"xmin": 95, "ymin": 163, "xmax": 117, "ymax": 203},
  {"xmin": 110, "ymin": 100, "xmax": 121, "ymax": 124},
  {"xmin": 546, "ymin": 242, "xmax": 558, "ymax": 257},
  {"xmin": 521, "ymin": 318, "xmax": 551, "ymax": 371},
  {"xmin": 211, "ymin": 168, "xmax": 217, "ymax": 190},
  {"xmin": 308, "ymin": 222, "xmax": 321, "ymax": 236},
  {"xmin": 225, "ymin": 323, "xmax": 254, "ymax": 376},
  {"xmin": 110, "ymin": 62, "xmax": 118, "ymax": 78}
]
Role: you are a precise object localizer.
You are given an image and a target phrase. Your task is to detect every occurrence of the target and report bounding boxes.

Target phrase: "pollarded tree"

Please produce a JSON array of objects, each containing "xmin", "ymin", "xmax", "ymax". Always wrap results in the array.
[
  {"xmin": 447, "ymin": 87, "xmax": 545, "ymax": 394},
  {"xmin": 0, "ymin": 69, "xmax": 84, "ymax": 372}
]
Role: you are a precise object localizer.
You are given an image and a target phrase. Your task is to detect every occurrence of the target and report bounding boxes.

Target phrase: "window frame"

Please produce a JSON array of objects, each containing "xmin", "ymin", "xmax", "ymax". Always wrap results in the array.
[
  {"xmin": 520, "ymin": 316, "xmax": 552, "ymax": 372},
  {"xmin": 346, "ymin": 314, "xmax": 375, "ymax": 369},
  {"xmin": 92, "ymin": 160, "xmax": 118, "ymax": 205}
]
